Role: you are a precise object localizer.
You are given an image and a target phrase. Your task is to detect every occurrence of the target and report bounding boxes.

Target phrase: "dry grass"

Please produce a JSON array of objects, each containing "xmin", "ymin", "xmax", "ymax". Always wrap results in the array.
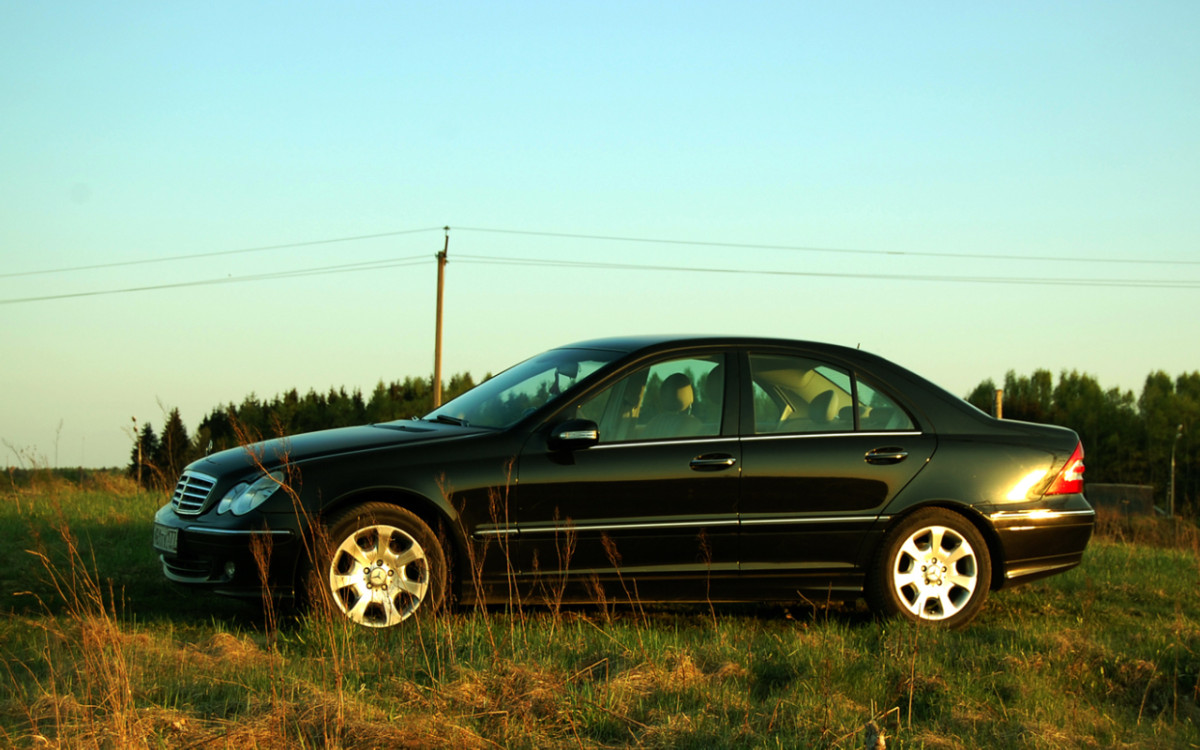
[
  {"xmin": 3, "ymin": 480, "xmax": 1199, "ymax": 748},
  {"xmin": 1094, "ymin": 506, "xmax": 1200, "ymax": 550}
]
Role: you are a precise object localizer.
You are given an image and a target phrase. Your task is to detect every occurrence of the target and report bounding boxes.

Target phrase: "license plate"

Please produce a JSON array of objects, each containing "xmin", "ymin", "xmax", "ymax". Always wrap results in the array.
[{"xmin": 153, "ymin": 524, "xmax": 178, "ymax": 554}]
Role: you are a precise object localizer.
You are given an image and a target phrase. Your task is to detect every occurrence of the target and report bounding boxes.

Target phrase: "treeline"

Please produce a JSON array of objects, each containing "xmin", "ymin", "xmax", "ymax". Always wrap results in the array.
[
  {"xmin": 128, "ymin": 373, "xmax": 478, "ymax": 491},
  {"xmin": 965, "ymin": 369, "xmax": 1198, "ymax": 514}
]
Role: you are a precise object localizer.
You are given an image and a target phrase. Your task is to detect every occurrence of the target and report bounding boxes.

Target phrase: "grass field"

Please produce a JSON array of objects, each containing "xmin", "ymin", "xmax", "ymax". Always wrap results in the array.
[{"xmin": 2, "ymin": 473, "xmax": 1198, "ymax": 749}]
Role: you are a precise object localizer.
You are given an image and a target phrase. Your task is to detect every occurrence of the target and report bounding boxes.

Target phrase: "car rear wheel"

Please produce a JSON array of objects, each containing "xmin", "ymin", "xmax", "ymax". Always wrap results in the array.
[
  {"xmin": 867, "ymin": 508, "xmax": 991, "ymax": 628},
  {"xmin": 313, "ymin": 503, "xmax": 446, "ymax": 628}
]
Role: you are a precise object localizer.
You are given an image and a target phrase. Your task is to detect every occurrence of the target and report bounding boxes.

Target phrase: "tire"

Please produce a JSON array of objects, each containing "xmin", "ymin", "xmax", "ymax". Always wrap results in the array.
[
  {"xmin": 311, "ymin": 502, "xmax": 446, "ymax": 628},
  {"xmin": 866, "ymin": 508, "xmax": 991, "ymax": 629}
]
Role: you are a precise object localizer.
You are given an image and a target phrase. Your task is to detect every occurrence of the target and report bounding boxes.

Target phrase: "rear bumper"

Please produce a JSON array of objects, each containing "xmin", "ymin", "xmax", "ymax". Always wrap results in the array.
[{"xmin": 989, "ymin": 500, "xmax": 1095, "ymax": 588}]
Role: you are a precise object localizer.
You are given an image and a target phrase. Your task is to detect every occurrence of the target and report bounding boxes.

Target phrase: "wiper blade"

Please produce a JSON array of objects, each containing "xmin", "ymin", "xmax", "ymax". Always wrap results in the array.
[{"xmin": 430, "ymin": 414, "xmax": 468, "ymax": 426}]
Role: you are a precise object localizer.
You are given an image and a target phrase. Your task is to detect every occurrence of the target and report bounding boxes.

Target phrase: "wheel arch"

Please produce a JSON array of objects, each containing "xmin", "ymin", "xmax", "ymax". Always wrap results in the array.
[
  {"xmin": 309, "ymin": 486, "xmax": 470, "ymax": 600},
  {"xmin": 878, "ymin": 500, "xmax": 1007, "ymax": 591}
]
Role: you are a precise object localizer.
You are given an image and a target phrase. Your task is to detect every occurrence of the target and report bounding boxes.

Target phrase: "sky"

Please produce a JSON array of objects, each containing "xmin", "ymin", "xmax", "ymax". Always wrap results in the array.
[{"xmin": 2, "ymin": 2, "xmax": 1198, "ymax": 468}]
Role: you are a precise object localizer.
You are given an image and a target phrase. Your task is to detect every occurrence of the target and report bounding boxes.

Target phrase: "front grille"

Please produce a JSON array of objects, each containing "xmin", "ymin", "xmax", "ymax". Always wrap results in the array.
[{"xmin": 172, "ymin": 471, "xmax": 217, "ymax": 515}]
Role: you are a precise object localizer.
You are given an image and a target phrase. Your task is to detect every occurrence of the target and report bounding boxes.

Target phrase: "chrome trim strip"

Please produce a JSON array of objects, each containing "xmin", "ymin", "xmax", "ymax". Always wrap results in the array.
[
  {"xmin": 477, "ymin": 519, "xmax": 740, "ymax": 537},
  {"xmin": 1005, "ymin": 561, "xmax": 1077, "ymax": 579},
  {"xmin": 742, "ymin": 431, "xmax": 922, "ymax": 442},
  {"xmin": 591, "ymin": 437, "xmax": 738, "ymax": 450},
  {"xmin": 742, "ymin": 515, "xmax": 889, "ymax": 526},
  {"xmin": 988, "ymin": 509, "xmax": 1096, "ymax": 522},
  {"xmin": 586, "ymin": 432, "xmax": 924, "ymax": 448},
  {"xmin": 475, "ymin": 527, "xmax": 516, "ymax": 538},
  {"xmin": 475, "ymin": 515, "xmax": 887, "ymax": 538},
  {"xmin": 185, "ymin": 527, "xmax": 294, "ymax": 537}
]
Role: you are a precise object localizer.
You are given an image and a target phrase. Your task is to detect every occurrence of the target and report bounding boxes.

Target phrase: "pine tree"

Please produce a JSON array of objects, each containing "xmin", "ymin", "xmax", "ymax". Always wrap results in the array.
[
  {"xmin": 156, "ymin": 408, "xmax": 190, "ymax": 489},
  {"xmin": 127, "ymin": 423, "xmax": 161, "ymax": 489}
]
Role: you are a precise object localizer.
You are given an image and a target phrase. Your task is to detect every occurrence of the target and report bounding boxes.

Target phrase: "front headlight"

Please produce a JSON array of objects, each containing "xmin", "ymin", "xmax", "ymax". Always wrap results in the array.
[{"xmin": 217, "ymin": 471, "xmax": 285, "ymax": 516}]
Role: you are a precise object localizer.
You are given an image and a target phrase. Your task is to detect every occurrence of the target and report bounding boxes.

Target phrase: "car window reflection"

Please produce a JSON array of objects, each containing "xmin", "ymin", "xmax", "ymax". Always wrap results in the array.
[
  {"xmin": 425, "ymin": 348, "xmax": 618, "ymax": 429},
  {"xmin": 749, "ymin": 353, "xmax": 915, "ymax": 434},
  {"xmin": 576, "ymin": 355, "xmax": 724, "ymax": 442}
]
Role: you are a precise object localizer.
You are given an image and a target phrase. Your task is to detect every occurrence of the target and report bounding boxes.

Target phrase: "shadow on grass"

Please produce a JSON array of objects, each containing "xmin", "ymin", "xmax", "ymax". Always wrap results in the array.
[{"xmin": 2, "ymin": 514, "xmax": 269, "ymax": 631}]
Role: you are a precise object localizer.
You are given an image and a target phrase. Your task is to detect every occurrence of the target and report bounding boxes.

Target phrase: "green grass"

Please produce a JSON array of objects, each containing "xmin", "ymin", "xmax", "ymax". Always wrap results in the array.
[{"xmin": 2, "ymin": 476, "xmax": 1198, "ymax": 748}]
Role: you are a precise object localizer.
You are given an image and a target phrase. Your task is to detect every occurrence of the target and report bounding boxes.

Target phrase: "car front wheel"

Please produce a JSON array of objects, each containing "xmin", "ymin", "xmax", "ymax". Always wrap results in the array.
[
  {"xmin": 867, "ymin": 508, "xmax": 991, "ymax": 628},
  {"xmin": 313, "ymin": 502, "xmax": 446, "ymax": 628}
]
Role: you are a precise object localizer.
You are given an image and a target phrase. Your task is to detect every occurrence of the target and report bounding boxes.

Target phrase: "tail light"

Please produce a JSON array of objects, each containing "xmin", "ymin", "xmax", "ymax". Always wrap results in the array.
[{"xmin": 1045, "ymin": 443, "xmax": 1085, "ymax": 495}]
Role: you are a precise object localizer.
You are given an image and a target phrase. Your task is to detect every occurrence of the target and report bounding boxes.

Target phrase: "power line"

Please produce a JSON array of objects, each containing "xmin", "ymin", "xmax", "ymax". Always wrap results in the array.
[
  {"xmin": 6, "ymin": 224, "xmax": 1196, "ymax": 282},
  {"xmin": 0, "ymin": 256, "xmax": 432, "ymax": 305},
  {"xmin": 5, "ymin": 236, "xmax": 1199, "ymax": 306},
  {"xmin": 0, "ymin": 227, "xmax": 444, "ymax": 279},
  {"xmin": 455, "ymin": 226, "xmax": 1200, "ymax": 266},
  {"xmin": 454, "ymin": 254, "xmax": 1200, "ymax": 289},
  {"xmin": 4, "ymin": 252, "xmax": 1198, "ymax": 305}
]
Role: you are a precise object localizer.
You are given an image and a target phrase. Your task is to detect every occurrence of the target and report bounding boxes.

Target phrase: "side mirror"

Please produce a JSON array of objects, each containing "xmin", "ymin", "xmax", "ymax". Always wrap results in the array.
[{"xmin": 548, "ymin": 419, "xmax": 600, "ymax": 451}]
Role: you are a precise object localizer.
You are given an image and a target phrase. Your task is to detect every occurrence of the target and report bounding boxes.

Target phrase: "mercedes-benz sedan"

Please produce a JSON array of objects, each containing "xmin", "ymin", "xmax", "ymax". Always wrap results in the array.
[{"xmin": 153, "ymin": 335, "xmax": 1094, "ymax": 629}]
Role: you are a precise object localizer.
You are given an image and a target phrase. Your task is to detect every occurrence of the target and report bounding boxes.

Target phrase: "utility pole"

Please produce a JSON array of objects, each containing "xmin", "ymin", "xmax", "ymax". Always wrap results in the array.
[
  {"xmin": 994, "ymin": 389, "xmax": 1004, "ymax": 420},
  {"xmin": 432, "ymin": 227, "xmax": 449, "ymax": 408},
  {"xmin": 132, "ymin": 416, "xmax": 142, "ymax": 488},
  {"xmin": 1170, "ymin": 423, "xmax": 1183, "ymax": 518}
]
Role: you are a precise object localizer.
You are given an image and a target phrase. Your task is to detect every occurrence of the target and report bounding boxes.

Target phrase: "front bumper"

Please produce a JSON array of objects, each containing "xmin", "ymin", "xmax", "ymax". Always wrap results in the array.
[{"xmin": 153, "ymin": 503, "xmax": 302, "ymax": 598}]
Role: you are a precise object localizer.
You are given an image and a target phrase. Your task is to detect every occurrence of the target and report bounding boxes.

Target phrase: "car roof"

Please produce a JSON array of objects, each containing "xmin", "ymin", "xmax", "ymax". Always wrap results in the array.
[{"xmin": 558, "ymin": 334, "xmax": 862, "ymax": 357}]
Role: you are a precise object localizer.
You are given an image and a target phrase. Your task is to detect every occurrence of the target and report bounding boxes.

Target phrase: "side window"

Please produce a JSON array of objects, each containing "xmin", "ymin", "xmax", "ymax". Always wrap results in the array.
[
  {"xmin": 857, "ymin": 379, "xmax": 915, "ymax": 431},
  {"xmin": 749, "ymin": 354, "xmax": 854, "ymax": 434},
  {"xmin": 748, "ymin": 352, "xmax": 917, "ymax": 434},
  {"xmin": 575, "ymin": 354, "xmax": 725, "ymax": 442}
]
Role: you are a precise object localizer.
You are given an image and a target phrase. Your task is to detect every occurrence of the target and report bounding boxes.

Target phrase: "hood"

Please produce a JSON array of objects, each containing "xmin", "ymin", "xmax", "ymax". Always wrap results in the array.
[{"xmin": 185, "ymin": 420, "xmax": 490, "ymax": 478}]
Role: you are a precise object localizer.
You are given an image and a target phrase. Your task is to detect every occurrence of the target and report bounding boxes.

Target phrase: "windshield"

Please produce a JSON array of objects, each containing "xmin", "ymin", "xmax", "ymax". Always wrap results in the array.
[{"xmin": 423, "ymin": 347, "xmax": 621, "ymax": 429}]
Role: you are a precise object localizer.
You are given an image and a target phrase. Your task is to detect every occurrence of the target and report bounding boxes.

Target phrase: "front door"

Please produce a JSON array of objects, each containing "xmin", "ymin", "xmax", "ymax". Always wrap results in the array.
[{"xmin": 514, "ymin": 352, "xmax": 740, "ymax": 600}]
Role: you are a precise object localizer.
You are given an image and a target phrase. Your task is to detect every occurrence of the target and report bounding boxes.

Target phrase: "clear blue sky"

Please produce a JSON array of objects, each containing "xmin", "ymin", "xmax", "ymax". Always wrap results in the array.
[{"xmin": 2, "ymin": 2, "xmax": 1198, "ymax": 468}]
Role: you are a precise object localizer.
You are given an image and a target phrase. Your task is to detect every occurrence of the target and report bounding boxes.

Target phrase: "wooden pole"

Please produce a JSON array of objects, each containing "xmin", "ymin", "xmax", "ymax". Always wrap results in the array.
[
  {"xmin": 994, "ymin": 389, "xmax": 1004, "ymax": 420},
  {"xmin": 133, "ymin": 416, "xmax": 142, "ymax": 487},
  {"xmin": 433, "ymin": 227, "xmax": 448, "ymax": 408},
  {"xmin": 1170, "ymin": 424, "xmax": 1182, "ymax": 517}
]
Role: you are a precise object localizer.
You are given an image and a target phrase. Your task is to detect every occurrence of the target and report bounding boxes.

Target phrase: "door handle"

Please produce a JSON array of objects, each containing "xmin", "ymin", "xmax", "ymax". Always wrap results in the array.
[
  {"xmin": 690, "ymin": 454, "xmax": 738, "ymax": 471},
  {"xmin": 865, "ymin": 447, "xmax": 908, "ymax": 465}
]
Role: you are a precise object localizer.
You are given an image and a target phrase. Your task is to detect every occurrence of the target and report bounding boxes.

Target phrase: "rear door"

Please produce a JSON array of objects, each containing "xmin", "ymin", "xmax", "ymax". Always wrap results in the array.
[{"xmin": 736, "ymin": 349, "xmax": 935, "ymax": 592}]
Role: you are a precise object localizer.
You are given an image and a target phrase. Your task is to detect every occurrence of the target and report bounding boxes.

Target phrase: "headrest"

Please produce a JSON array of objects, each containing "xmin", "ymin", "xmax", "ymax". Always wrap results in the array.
[
  {"xmin": 809, "ymin": 390, "xmax": 836, "ymax": 423},
  {"xmin": 661, "ymin": 373, "xmax": 694, "ymax": 412}
]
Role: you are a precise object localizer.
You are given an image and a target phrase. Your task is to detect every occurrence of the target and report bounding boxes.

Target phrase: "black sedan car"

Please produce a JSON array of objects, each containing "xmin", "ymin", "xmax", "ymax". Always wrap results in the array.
[{"xmin": 153, "ymin": 335, "xmax": 1093, "ymax": 629}]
